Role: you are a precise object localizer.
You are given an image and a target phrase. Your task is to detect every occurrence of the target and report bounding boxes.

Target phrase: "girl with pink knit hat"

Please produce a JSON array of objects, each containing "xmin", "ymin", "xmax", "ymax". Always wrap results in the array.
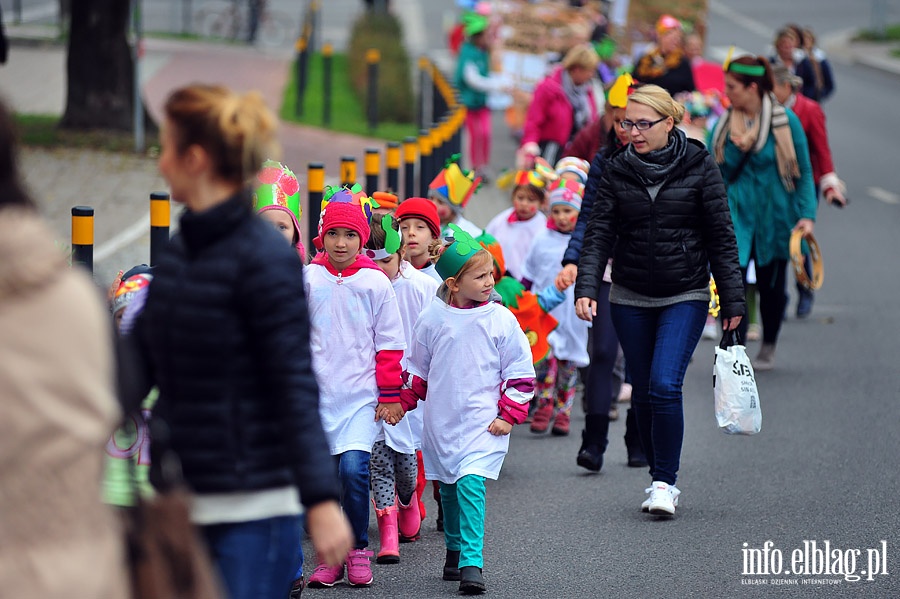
[{"xmin": 303, "ymin": 184, "xmax": 407, "ymax": 589}]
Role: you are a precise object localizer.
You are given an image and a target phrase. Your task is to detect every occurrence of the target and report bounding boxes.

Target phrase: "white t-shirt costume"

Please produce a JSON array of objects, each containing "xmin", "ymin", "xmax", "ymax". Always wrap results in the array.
[
  {"xmin": 418, "ymin": 262, "xmax": 444, "ymax": 284},
  {"xmin": 407, "ymin": 300, "xmax": 535, "ymax": 483},
  {"xmin": 522, "ymin": 228, "xmax": 590, "ymax": 367},
  {"xmin": 378, "ymin": 261, "xmax": 439, "ymax": 453},
  {"xmin": 443, "ymin": 215, "xmax": 482, "ymax": 239},
  {"xmin": 304, "ymin": 263, "xmax": 406, "ymax": 455},
  {"xmin": 485, "ymin": 207, "xmax": 548, "ymax": 280}
]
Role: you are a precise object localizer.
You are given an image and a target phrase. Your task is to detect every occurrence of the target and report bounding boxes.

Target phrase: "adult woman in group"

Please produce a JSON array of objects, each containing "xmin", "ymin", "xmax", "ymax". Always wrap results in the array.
[
  {"xmin": 557, "ymin": 73, "xmax": 646, "ymax": 473},
  {"xmin": 768, "ymin": 28, "xmax": 827, "ymax": 102},
  {"xmin": 711, "ymin": 56, "xmax": 817, "ymax": 370},
  {"xmin": 127, "ymin": 84, "xmax": 352, "ymax": 599},
  {"xmin": 771, "ymin": 64, "xmax": 845, "ymax": 318},
  {"xmin": 0, "ymin": 98, "xmax": 128, "ymax": 598},
  {"xmin": 574, "ymin": 85, "xmax": 745, "ymax": 516},
  {"xmin": 517, "ymin": 43, "xmax": 600, "ymax": 168},
  {"xmin": 633, "ymin": 15, "xmax": 696, "ymax": 96}
]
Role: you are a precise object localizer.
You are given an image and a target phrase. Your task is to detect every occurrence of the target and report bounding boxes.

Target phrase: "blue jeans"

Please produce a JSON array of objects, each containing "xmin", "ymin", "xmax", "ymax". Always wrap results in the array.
[
  {"xmin": 202, "ymin": 515, "xmax": 302, "ymax": 599},
  {"xmin": 337, "ymin": 450, "xmax": 371, "ymax": 549},
  {"xmin": 610, "ymin": 300, "xmax": 707, "ymax": 486}
]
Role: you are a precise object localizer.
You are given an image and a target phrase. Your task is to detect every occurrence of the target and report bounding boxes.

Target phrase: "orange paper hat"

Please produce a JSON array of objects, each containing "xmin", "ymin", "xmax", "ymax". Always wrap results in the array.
[{"xmin": 428, "ymin": 155, "xmax": 482, "ymax": 214}]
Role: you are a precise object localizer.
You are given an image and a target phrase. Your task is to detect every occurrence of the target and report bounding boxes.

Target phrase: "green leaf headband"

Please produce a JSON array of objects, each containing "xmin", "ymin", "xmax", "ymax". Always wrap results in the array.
[
  {"xmin": 434, "ymin": 223, "xmax": 483, "ymax": 280},
  {"xmin": 366, "ymin": 214, "xmax": 402, "ymax": 260}
]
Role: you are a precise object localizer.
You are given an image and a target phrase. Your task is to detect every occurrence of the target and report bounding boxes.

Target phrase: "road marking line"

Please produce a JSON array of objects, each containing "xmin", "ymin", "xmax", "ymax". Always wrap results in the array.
[
  {"xmin": 867, "ymin": 186, "xmax": 900, "ymax": 205},
  {"xmin": 95, "ymin": 213, "xmax": 150, "ymax": 264},
  {"xmin": 708, "ymin": 0, "xmax": 773, "ymax": 39}
]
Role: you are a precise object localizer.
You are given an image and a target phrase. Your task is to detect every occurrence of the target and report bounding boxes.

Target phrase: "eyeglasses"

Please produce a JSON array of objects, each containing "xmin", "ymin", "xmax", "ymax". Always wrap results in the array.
[{"xmin": 620, "ymin": 117, "xmax": 667, "ymax": 131}]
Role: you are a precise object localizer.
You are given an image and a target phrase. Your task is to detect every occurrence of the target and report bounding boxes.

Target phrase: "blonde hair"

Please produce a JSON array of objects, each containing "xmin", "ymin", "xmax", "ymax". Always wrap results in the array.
[
  {"xmin": 627, "ymin": 84, "xmax": 685, "ymax": 125},
  {"xmin": 437, "ymin": 249, "xmax": 493, "ymax": 303},
  {"xmin": 164, "ymin": 84, "xmax": 280, "ymax": 185},
  {"xmin": 561, "ymin": 43, "xmax": 599, "ymax": 72}
]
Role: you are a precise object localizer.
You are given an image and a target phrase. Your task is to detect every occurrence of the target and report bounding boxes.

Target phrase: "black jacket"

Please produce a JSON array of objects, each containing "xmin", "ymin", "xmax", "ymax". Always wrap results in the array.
[
  {"xmin": 574, "ymin": 138, "xmax": 745, "ymax": 319},
  {"xmin": 131, "ymin": 191, "xmax": 340, "ymax": 506}
]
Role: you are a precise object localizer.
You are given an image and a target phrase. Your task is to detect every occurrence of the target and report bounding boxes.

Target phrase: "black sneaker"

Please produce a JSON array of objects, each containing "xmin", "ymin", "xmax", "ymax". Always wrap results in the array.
[
  {"xmin": 290, "ymin": 576, "xmax": 305, "ymax": 598},
  {"xmin": 459, "ymin": 566, "xmax": 486, "ymax": 595},
  {"xmin": 442, "ymin": 549, "xmax": 461, "ymax": 581}
]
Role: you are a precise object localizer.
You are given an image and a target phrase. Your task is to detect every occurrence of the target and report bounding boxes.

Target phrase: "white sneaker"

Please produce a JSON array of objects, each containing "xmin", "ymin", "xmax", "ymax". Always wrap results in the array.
[
  {"xmin": 642, "ymin": 481, "xmax": 680, "ymax": 515},
  {"xmin": 701, "ymin": 319, "xmax": 718, "ymax": 340}
]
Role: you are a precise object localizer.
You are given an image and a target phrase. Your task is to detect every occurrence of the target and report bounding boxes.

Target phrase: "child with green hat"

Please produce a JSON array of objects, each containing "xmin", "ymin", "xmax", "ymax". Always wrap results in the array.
[{"xmin": 400, "ymin": 224, "xmax": 535, "ymax": 595}]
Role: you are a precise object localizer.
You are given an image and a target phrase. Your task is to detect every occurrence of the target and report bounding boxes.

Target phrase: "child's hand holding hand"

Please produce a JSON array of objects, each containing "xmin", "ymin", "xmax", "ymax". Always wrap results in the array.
[
  {"xmin": 375, "ymin": 402, "xmax": 404, "ymax": 425},
  {"xmin": 488, "ymin": 417, "xmax": 513, "ymax": 436},
  {"xmin": 555, "ymin": 264, "xmax": 577, "ymax": 291}
]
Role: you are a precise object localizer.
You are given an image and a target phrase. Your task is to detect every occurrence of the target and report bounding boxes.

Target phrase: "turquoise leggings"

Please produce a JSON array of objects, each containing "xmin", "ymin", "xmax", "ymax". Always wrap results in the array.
[{"xmin": 439, "ymin": 475, "xmax": 487, "ymax": 569}]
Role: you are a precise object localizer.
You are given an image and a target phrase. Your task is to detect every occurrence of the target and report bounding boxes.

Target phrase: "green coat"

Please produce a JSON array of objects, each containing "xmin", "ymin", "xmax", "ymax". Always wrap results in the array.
[
  {"xmin": 455, "ymin": 41, "xmax": 489, "ymax": 110},
  {"xmin": 712, "ymin": 109, "xmax": 816, "ymax": 268}
]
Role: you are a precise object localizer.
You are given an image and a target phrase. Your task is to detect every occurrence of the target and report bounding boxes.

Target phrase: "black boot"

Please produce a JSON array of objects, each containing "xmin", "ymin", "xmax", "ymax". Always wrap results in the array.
[
  {"xmin": 442, "ymin": 549, "xmax": 461, "ymax": 581},
  {"xmin": 576, "ymin": 414, "xmax": 609, "ymax": 472},
  {"xmin": 624, "ymin": 407, "xmax": 648, "ymax": 468},
  {"xmin": 459, "ymin": 566, "xmax": 486, "ymax": 595}
]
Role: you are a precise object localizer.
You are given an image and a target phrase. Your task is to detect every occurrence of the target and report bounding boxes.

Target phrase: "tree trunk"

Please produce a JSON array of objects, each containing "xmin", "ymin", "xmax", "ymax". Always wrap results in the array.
[{"xmin": 60, "ymin": 0, "xmax": 134, "ymax": 130}]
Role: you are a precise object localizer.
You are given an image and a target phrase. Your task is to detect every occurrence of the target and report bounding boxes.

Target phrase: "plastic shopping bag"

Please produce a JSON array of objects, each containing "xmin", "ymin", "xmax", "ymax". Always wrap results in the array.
[{"xmin": 713, "ymin": 330, "xmax": 761, "ymax": 435}]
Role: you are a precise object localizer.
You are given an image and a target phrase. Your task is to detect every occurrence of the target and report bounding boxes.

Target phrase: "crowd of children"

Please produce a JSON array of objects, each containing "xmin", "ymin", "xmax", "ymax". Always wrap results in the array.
[{"xmin": 107, "ymin": 148, "xmax": 634, "ymax": 596}]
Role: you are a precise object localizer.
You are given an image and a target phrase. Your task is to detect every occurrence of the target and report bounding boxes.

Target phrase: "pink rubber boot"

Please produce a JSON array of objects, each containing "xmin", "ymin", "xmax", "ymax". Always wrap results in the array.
[
  {"xmin": 397, "ymin": 494, "xmax": 422, "ymax": 542},
  {"xmin": 374, "ymin": 503, "xmax": 400, "ymax": 564}
]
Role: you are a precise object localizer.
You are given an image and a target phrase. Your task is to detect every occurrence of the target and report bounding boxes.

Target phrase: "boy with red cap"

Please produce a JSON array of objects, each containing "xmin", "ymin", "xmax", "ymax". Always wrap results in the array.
[
  {"xmin": 304, "ymin": 184, "xmax": 407, "ymax": 589},
  {"xmin": 396, "ymin": 197, "xmax": 444, "ymax": 284}
]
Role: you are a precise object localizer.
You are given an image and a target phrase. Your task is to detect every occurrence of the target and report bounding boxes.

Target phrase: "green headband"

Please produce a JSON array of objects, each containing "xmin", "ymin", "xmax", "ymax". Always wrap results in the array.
[{"xmin": 727, "ymin": 62, "xmax": 766, "ymax": 77}]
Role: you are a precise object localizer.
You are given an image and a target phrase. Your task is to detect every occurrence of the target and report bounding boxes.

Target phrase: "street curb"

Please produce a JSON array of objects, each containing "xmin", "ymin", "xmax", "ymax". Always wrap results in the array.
[{"xmin": 822, "ymin": 31, "xmax": 900, "ymax": 79}]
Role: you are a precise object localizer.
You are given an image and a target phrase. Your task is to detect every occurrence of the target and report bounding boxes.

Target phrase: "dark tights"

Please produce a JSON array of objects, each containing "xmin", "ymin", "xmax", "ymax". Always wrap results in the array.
[{"xmin": 739, "ymin": 258, "xmax": 788, "ymax": 345}]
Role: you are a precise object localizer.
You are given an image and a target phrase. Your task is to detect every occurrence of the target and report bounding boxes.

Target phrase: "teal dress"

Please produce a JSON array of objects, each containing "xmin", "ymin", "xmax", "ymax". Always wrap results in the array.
[
  {"xmin": 713, "ymin": 110, "xmax": 817, "ymax": 268},
  {"xmin": 455, "ymin": 41, "xmax": 489, "ymax": 110}
]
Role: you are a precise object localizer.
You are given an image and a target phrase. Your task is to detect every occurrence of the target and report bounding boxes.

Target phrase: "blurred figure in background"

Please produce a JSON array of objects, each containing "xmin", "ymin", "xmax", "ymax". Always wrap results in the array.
[{"xmin": 0, "ymin": 97, "xmax": 128, "ymax": 597}]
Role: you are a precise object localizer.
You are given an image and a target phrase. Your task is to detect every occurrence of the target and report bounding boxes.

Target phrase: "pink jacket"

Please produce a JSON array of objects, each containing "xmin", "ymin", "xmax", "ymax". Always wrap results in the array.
[{"xmin": 522, "ymin": 67, "xmax": 598, "ymax": 149}]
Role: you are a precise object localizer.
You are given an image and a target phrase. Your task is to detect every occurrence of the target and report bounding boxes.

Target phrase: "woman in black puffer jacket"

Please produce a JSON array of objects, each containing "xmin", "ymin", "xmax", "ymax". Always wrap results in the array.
[
  {"xmin": 127, "ymin": 84, "xmax": 352, "ymax": 599},
  {"xmin": 574, "ymin": 85, "xmax": 744, "ymax": 517}
]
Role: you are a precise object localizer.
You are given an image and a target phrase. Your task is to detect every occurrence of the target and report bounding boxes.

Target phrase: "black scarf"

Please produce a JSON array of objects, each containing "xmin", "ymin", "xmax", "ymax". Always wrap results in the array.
[{"xmin": 622, "ymin": 127, "xmax": 687, "ymax": 186}]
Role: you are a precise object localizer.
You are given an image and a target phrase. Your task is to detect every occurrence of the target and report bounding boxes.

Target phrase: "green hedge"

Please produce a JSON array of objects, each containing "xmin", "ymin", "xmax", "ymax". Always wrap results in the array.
[{"xmin": 347, "ymin": 11, "xmax": 414, "ymax": 124}]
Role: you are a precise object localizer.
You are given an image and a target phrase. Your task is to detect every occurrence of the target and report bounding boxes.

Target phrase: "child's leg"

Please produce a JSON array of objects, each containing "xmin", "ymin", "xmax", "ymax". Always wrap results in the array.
[
  {"xmin": 456, "ymin": 474, "xmax": 487, "ymax": 569},
  {"xmin": 477, "ymin": 108, "xmax": 492, "ymax": 170},
  {"xmin": 369, "ymin": 440, "xmax": 396, "ymax": 510},
  {"xmin": 439, "ymin": 481, "xmax": 461, "ymax": 552},
  {"xmin": 465, "ymin": 110, "xmax": 483, "ymax": 170},
  {"xmin": 415, "ymin": 451, "xmax": 427, "ymax": 519},
  {"xmin": 531, "ymin": 357, "xmax": 557, "ymax": 432},
  {"xmin": 554, "ymin": 359, "xmax": 579, "ymax": 416},
  {"xmin": 393, "ymin": 451, "xmax": 418, "ymax": 505},
  {"xmin": 338, "ymin": 450, "xmax": 371, "ymax": 549},
  {"xmin": 394, "ymin": 450, "xmax": 421, "ymax": 541},
  {"xmin": 534, "ymin": 357, "xmax": 555, "ymax": 408}
]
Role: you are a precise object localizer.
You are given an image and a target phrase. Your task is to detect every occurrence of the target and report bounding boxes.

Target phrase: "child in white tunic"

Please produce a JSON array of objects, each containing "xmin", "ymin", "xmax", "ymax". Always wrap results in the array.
[
  {"xmin": 400, "ymin": 225, "xmax": 535, "ymax": 595},
  {"xmin": 304, "ymin": 186, "xmax": 406, "ymax": 589},
  {"xmin": 363, "ymin": 214, "xmax": 439, "ymax": 564},
  {"xmin": 395, "ymin": 197, "xmax": 444, "ymax": 284},
  {"xmin": 484, "ymin": 169, "xmax": 548, "ymax": 280},
  {"xmin": 521, "ymin": 180, "xmax": 591, "ymax": 436}
]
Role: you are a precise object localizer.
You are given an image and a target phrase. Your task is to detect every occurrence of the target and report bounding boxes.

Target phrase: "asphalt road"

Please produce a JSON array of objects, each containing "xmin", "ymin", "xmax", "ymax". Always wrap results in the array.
[{"xmin": 296, "ymin": 1, "xmax": 900, "ymax": 597}]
